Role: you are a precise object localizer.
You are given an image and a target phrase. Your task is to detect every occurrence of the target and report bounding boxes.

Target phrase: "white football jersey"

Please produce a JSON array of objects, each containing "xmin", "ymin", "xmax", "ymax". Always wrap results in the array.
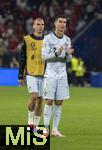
[{"xmin": 42, "ymin": 32, "xmax": 72, "ymax": 79}]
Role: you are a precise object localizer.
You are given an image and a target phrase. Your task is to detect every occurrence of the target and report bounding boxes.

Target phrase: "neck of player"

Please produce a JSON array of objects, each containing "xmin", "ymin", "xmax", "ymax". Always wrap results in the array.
[
  {"xmin": 55, "ymin": 30, "xmax": 64, "ymax": 38},
  {"xmin": 33, "ymin": 31, "xmax": 42, "ymax": 37}
]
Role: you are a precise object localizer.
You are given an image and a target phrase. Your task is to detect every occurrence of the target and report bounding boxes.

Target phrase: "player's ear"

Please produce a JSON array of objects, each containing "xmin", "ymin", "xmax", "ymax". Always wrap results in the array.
[
  {"xmin": 32, "ymin": 21, "xmax": 34, "ymax": 27},
  {"xmin": 54, "ymin": 20, "xmax": 57, "ymax": 27},
  {"xmin": 32, "ymin": 23, "xmax": 35, "ymax": 30},
  {"xmin": 32, "ymin": 20, "xmax": 35, "ymax": 29}
]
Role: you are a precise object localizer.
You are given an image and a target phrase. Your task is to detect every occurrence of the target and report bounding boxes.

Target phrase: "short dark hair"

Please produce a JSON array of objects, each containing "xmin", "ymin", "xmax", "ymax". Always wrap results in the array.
[{"xmin": 54, "ymin": 14, "xmax": 66, "ymax": 21}]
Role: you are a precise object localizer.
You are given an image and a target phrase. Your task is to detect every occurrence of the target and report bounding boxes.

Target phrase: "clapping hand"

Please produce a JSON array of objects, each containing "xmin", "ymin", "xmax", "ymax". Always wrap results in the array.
[
  {"xmin": 66, "ymin": 47, "xmax": 74, "ymax": 55},
  {"xmin": 56, "ymin": 45, "xmax": 64, "ymax": 56}
]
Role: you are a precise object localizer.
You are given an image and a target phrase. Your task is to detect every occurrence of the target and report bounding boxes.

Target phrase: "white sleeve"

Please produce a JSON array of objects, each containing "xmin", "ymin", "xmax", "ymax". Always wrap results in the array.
[
  {"xmin": 42, "ymin": 36, "xmax": 56, "ymax": 60},
  {"xmin": 66, "ymin": 54, "xmax": 72, "ymax": 62}
]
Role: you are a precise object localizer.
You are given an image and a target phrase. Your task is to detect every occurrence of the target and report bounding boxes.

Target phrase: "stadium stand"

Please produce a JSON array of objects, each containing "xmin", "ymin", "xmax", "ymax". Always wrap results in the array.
[{"xmin": 0, "ymin": 0, "xmax": 102, "ymax": 86}]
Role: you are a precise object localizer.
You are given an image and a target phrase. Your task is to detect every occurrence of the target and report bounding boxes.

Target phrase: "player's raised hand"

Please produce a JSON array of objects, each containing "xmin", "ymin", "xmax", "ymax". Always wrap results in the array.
[
  {"xmin": 66, "ymin": 47, "xmax": 74, "ymax": 55},
  {"xmin": 18, "ymin": 79, "xmax": 25, "ymax": 86}
]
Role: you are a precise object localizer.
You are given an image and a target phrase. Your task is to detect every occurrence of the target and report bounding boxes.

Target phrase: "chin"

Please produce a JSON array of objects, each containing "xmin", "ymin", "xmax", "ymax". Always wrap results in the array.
[
  {"xmin": 60, "ymin": 30, "xmax": 64, "ymax": 33},
  {"xmin": 38, "ymin": 31, "xmax": 42, "ymax": 34}
]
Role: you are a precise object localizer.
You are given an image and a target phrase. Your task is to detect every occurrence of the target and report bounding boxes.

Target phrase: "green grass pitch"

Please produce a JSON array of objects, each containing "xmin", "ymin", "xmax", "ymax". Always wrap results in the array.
[{"xmin": 0, "ymin": 86, "xmax": 102, "ymax": 150}]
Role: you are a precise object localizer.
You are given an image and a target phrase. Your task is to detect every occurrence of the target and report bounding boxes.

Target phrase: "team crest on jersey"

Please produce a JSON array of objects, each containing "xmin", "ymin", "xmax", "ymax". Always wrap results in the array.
[{"xmin": 64, "ymin": 43, "xmax": 68, "ymax": 50}]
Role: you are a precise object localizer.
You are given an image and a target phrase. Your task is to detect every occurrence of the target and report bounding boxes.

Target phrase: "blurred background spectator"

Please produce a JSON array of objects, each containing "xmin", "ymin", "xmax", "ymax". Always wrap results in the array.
[{"xmin": 0, "ymin": 0, "xmax": 102, "ymax": 86}]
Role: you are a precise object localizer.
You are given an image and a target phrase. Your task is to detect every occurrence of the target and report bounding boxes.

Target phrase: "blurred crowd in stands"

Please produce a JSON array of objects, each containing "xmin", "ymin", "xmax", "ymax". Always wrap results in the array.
[{"xmin": 0, "ymin": 0, "xmax": 101, "ymax": 71}]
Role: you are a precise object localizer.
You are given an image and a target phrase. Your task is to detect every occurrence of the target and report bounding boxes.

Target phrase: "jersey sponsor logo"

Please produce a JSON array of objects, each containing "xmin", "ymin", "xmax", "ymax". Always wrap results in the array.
[{"xmin": 31, "ymin": 42, "xmax": 35, "ymax": 50}]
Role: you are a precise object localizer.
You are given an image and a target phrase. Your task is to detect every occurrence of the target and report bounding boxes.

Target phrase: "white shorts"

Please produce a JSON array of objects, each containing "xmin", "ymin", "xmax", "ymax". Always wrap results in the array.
[
  {"xmin": 43, "ymin": 77, "xmax": 70, "ymax": 100},
  {"xmin": 26, "ymin": 75, "xmax": 43, "ymax": 97}
]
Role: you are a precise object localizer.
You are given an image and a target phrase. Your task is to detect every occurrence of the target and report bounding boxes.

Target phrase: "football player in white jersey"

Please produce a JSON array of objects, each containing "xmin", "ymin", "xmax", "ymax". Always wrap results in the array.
[{"xmin": 42, "ymin": 15, "xmax": 74, "ymax": 137}]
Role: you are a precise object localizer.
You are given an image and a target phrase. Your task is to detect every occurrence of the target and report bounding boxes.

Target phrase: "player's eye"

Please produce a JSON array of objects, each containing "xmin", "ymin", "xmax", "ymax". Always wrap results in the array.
[{"xmin": 59, "ymin": 21, "xmax": 62, "ymax": 23}]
